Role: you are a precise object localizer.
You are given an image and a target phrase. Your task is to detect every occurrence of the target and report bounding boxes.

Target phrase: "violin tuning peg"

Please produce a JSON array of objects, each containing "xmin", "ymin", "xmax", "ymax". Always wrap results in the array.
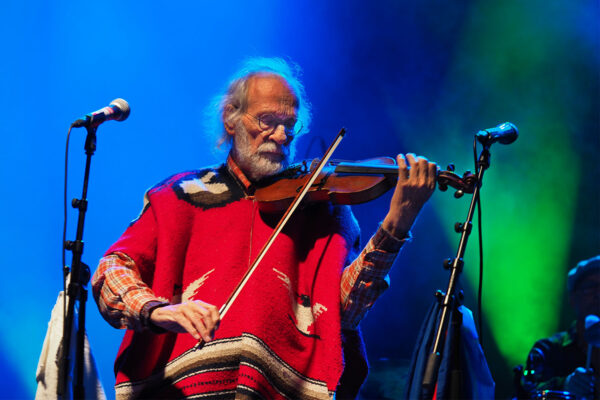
[
  {"xmin": 454, "ymin": 190, "xmax": 464, "ymax": 198},
  {"xmin": 443, "ymin": 258, "xmax": 453, "ymax": 270},
  {"xmin": 446, "ymin": 164, "xmax": 455, "ymax": 172}
]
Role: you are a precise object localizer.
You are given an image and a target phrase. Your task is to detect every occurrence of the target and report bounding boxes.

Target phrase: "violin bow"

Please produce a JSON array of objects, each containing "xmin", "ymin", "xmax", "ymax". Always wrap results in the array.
[{"xmin": 195, "ymin": 128, "xmax": 346, "ymax": 349}]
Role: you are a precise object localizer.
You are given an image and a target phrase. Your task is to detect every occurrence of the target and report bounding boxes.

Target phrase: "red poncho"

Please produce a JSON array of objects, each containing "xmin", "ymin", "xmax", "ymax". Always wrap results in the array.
[{"xmin": 107, "ymin": 164, "xmax": 360, "ymax": 399}]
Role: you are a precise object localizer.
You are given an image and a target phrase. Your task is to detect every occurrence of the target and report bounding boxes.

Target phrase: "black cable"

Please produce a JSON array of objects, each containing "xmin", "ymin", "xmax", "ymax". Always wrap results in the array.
[
  {"xmin": 63, "ymin": 125, "xmax": 73, "ymax": 322},
  {"xmin": 473, "ymin": 137, "xmax": 484, "ymax": 345},
  {"xmin": 477, "ymin": 180, "xmax": 483, "ymax": 345}
]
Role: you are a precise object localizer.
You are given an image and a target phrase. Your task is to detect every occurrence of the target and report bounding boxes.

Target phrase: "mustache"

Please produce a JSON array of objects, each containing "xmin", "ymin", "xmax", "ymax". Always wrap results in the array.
[{"xmin": 258, "ymin": 142, "xmax": 288, "ymax": 156}]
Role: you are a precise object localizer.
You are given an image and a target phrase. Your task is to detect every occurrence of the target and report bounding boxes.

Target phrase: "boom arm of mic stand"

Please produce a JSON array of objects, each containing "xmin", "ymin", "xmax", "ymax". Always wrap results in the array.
[{"xmin": 421, "ymin": 146, "xmax": 491, "ymax": 399}]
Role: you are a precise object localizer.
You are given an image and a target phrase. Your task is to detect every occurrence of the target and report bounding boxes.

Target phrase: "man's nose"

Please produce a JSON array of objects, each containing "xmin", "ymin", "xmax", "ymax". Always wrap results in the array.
[{"xmin": 269, "ymin": 125, "xmax": 289, "ymax": 145}]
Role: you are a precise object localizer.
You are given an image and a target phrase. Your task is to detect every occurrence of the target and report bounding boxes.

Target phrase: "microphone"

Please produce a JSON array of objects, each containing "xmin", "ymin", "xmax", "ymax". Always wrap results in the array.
[
  {"xmin": 72, "ymin": 98, "xmax": 130, "ymax": 128},
  {"xmin": 585, "ymin": 314, "xmax": 599, "ymax": 369},
  {"xmin": 476, "ymin": 122, "xmax": 518, "ymax": 146}
]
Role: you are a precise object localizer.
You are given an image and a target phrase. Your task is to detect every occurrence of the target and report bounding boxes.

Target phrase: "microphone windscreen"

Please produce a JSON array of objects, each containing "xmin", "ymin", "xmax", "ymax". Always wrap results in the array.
[
  {"xmin": 496, "ymin": 122, "xmax": 518, "ymax": 144},
  {"xmin": 110, "ymin": 98, "xmax": 130, "ymax": 121}
]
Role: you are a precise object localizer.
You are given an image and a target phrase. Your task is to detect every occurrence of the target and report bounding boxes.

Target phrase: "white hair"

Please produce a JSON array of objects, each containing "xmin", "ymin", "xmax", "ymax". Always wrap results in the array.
[{"xmin": 205, "ymin": 57, "xmax": 312, "ymax": 156}]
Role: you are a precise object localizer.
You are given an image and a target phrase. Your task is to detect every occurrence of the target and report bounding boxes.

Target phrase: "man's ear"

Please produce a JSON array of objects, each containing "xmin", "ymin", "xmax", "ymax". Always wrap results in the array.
[{"xmin": 223, "ymin": 104, "xmax": 237, "ymax": 136}]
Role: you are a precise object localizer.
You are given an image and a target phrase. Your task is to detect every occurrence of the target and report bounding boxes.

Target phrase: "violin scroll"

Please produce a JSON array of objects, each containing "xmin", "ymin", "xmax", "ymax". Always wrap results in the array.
[{"xmin": 437, "ymin": 164, "xmax": 476, "ymax": 198}]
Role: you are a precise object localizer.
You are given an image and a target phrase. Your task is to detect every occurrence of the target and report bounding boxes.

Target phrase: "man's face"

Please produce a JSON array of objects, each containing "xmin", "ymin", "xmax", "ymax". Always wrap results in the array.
[
  {"xmin": 229, "ymin": 74, "xmax": 298, "ymax": 181},
  {"xmin": 571, "ymin": 272, "xmax": 600, "ymax": 320}
]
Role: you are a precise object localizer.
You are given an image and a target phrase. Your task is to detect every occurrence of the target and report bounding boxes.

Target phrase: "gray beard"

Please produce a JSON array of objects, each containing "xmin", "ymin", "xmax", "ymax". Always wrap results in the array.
[{"xmin": 231, "ymin": 122, "xmax": 292, "ymax": 182}]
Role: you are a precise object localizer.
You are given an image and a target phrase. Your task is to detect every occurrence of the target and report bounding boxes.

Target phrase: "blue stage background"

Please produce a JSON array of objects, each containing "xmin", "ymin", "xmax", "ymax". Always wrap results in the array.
[{"xmin": 0, "ymin": 1, "xmax": 598, "ymax": 398}]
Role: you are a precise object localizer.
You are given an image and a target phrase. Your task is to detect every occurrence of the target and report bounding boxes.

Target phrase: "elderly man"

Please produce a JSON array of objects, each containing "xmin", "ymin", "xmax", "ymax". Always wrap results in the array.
[
  {"xmin": 92, "ymin": 58, "xmax": 437, "ymax": 399},
  {"xmin": 523, "ymin": 255, "xmax": 600, "ymax": 399}
]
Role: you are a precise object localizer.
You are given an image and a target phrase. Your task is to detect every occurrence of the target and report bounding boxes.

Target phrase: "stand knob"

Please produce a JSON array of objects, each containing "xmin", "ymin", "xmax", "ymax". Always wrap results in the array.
[{"xmin": 72, "ymin": 198, "xmax": 88, "ymax": 211}]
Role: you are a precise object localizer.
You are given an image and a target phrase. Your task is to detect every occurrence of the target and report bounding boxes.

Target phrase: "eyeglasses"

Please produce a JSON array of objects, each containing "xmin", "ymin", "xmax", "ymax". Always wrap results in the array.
[{"xmin": 245, "ymin": 112, "xmax": 303, "ymax": 136}]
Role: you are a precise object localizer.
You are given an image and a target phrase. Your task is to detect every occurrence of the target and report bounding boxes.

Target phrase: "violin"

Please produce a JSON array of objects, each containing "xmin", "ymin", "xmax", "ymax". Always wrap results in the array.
[
  {"xmin": 254, "ymin": 157, "xmax": 477, "ymax": 212},
  {"xmin": 198, "ymin": 129, "xmax": 477, "ymax": 345}
]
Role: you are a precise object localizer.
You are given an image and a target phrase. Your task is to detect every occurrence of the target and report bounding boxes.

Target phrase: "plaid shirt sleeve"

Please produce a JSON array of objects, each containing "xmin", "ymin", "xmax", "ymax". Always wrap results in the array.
[
  {"xmin": 340, "ymin": 226, "xmax": 410, "ymax": 329},
  {"xmin": 91, "ymin": 251, "xmax": 169, "ymax": 331}
]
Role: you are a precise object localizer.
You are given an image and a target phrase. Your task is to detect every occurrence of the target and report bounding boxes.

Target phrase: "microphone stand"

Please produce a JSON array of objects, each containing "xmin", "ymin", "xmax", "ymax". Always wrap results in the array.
[
  {"xmin": 58, "ymin": 124, "xmax": 97, "ymax": 399},
  {"xmin": 421, "ymin": 143, "xmax": 491, "ymax": 399}
]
